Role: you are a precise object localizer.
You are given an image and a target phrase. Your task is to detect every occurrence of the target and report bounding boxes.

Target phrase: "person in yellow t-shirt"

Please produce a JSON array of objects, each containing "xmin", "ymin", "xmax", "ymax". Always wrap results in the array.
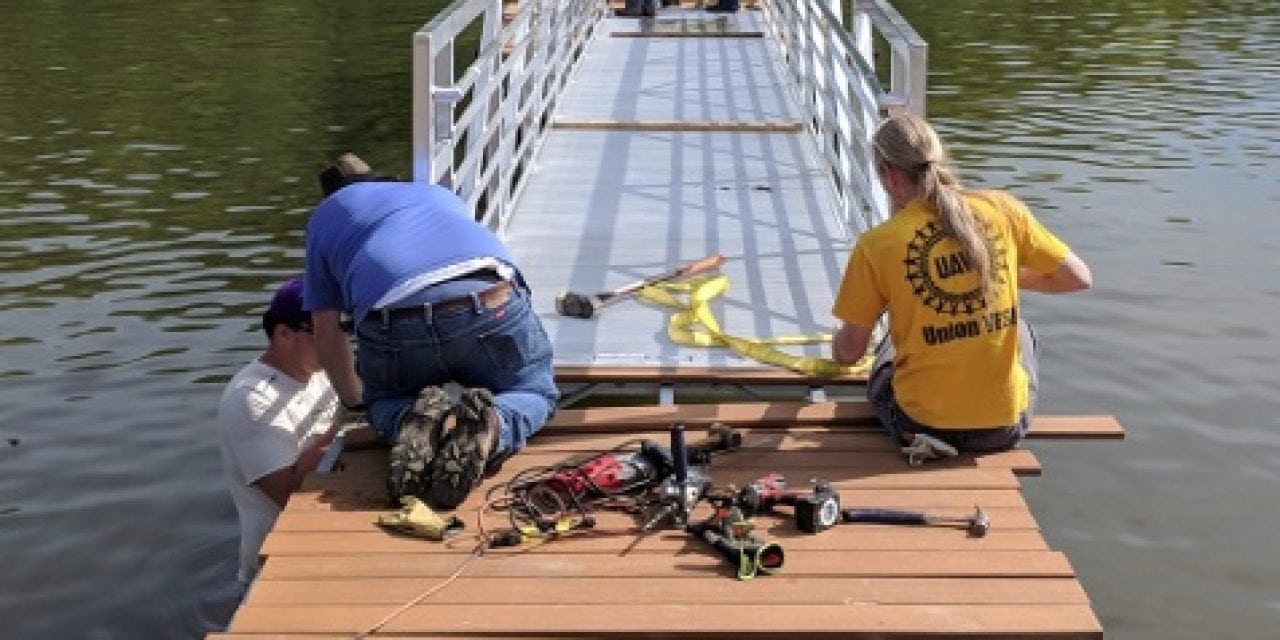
[{"xmin": 832, "ymin": 113, "xmax": 1092, "ymax": 455}]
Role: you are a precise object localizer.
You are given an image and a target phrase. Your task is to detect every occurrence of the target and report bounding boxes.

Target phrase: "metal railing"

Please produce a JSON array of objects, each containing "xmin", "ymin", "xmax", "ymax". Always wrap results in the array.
[
  {"xmin": 759, "ymin": 0, "xmax": 926, "ymax": 233},
  {"xmin": 412, "ymin": 0, "xmax": 604, "ymax": 231},
  {"xmin": 413, "ymin": 0, "xmax": 924, "ymax": 237}
]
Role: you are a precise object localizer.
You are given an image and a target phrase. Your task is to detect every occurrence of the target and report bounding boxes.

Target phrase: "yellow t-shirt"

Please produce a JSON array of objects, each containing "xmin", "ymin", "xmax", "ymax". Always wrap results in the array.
[{"xmin": 832, "ymin": 191, "xmax": 1070, "ymax": 428}]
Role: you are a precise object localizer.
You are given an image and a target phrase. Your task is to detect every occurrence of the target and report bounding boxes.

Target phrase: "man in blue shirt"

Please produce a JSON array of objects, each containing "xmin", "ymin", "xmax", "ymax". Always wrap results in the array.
[{"xmin": 303, "ymin": 154, "xmax": 558, "ymax": 510}]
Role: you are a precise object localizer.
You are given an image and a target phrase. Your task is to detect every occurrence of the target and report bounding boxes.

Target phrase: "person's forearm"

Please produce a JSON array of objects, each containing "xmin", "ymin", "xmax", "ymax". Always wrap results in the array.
[
  {"xmin": 1019, "ymin": 253, "xmax": 1092, "ymax": 293},
  {"xmin": 317, "ymin": 339, "xmax": 361, "ymax": 406},
  {"xmin": 295, "ymin": 428, "xmax": 338, "ymax": 475},
  {"xmin": 832, "ymin": 322, "xmax": 873, "ymax": 364},
  {"xmin": 1019, "ymin": 267, "xmax": 1068, "ymax": 292},
  {"xmin": 255, "ymin": 419, "xmax": 344, "ymax": 508},
  {"xmin": 1018, "ymin": 266, "xmax": 1087, "ymax": 293},
  {"xmin": 313, "ymin": 311, "xmax": 363, "ymax": 406}
]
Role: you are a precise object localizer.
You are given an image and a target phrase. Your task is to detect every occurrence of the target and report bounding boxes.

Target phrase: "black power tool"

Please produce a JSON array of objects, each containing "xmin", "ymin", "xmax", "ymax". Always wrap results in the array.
[
  {"xmin": 736, "ymin": 472, "xmax": 841, "ymax": 533},
  {"xmin": 511, "ymin": 423, "xmax": 740, "ymax": 531},
  {"xmin": 686, "ymin": 504, "xmax": 784, "ymax": 580}
]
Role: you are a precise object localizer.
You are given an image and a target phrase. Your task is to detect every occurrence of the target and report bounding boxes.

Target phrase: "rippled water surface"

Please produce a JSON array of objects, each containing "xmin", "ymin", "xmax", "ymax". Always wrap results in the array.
[{"xmin": 0, "ymin": 1, "xmax": 1276, "ymax": 638}]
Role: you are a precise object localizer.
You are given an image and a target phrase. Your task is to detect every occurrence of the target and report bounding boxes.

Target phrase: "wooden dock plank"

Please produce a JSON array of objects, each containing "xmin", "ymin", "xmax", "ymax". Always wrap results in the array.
[
  {"xmin": 227, "ymin": 603, "xmax": 1101, "ymax": 637},
  {"xmin": 541, "ymin": 402, "xmax": 1125, "ymax": 439},
  {"xmin": 257, "ymin": 550, "xmax": 1078, "ymax": 581},
  {"xmin": 555, "ymin": 365, "xmax": 868, "ymax": 385},
  {"xmin": 272, "ymin": 505, "xmax": 1039, "ymax": 532},
  {"xmin": 548, "ymin": 401, "xmax": 878, "ymax": 430},
  {"xmin": 260, "ymin": 528, "xmax": 1048, "ymax": 556},
  {"xmin": 225, "ymin": 401, "xmax": 1120, "ymax": 638},
  {"xmin": 246, "ymin": 576, "xmax": 1090, "ymax": 606},
  {"xmin": 302, "ymin": 461, "xmax": 1023, "ymax": 503},
  {"xmin": 287, "ymin": 483, "xmax": 1036, "ymax": 514},
  {"xmin": 343, "ymin": 423, "xmax": 1052, "ymax": 456},
  {"xmin": 327, "ymin": 445, "xmax": 1039, "ymax": 480},
  {"xmin": 1028, "ymin": 414, "xmax": 1127, "ymax": 440}
]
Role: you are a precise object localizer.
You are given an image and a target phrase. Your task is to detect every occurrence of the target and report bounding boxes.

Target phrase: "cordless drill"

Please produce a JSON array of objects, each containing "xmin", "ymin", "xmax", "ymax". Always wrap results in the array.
[
  {"xmin": 686, "ymin": 500, "xmax": 784, "ymax": 580},
  {"xmin": 736, "ymin": 473, "xmax": 841, "ymax": 533},
  {"xmin": 642, "ymin": 424, "xmax": 714, "ymax": 529}
]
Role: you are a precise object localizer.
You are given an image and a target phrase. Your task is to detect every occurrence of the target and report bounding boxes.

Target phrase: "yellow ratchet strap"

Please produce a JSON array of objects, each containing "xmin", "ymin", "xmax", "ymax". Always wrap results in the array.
[{"xmin": 636, "ymin": 275, "xmax": 872, "ymax": 377}]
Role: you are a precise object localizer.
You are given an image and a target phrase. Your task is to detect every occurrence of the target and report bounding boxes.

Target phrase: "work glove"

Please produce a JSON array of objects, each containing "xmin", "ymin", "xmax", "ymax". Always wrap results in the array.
[
  {"xmin": 377, "ymin": 496, "xmax": 464, "ymax": 541},
  {"xmin": 900, "ymin": 432, "xmax": 959, "ymax": 466}
]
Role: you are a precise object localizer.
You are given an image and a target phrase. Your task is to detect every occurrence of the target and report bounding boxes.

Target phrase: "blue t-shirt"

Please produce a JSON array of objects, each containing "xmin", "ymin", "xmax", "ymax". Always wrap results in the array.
[{"xmin": 302, "ymin": 181, "xmax": 517, "ymax": 323}]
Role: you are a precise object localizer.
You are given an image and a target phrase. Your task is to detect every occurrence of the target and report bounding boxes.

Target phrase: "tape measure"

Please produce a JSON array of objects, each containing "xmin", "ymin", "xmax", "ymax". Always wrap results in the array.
[{"xmin": 636, "ymin": 275, "xmax": 872, "ymax": 376}]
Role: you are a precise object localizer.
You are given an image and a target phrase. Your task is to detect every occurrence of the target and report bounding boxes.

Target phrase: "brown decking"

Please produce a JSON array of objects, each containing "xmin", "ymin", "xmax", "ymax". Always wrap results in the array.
[
  {"xmin": 554, "ymin": 365, "xmax": 869, "ymax": 386},
  {"xmin": 214, "ymin": 399, "xmax": 1120, "ymax": 638}
]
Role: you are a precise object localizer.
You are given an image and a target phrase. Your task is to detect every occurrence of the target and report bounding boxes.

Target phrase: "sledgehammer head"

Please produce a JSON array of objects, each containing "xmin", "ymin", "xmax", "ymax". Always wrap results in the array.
[
  {"xmin": 555, "ymin": 291, "xmax": 598, "ymax": 319},
  {"xmin": 967, "ymin": 506, "xmax": 990, "ymax": 538}
]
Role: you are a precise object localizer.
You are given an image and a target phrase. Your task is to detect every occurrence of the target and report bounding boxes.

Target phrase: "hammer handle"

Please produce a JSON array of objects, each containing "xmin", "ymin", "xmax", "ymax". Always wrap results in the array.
[
  {"xmin": 841, "ymin": 508, "xmax": 928, "ymax": 525},
  {"xmin": 608, "ymin": 253, "xmax": 726, "ymax": 298}
]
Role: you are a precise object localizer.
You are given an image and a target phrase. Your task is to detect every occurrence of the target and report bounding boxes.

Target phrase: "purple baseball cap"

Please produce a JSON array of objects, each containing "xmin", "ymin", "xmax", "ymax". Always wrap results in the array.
[{"xmin": 262, "ymin": 277, "xmax": 310, "ymax": 334}]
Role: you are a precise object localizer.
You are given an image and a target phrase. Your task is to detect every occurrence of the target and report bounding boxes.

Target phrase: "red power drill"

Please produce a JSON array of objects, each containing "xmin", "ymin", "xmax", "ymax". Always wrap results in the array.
[
  {"xmin": 736, "ymin": 473, "xmax": 842, "ymax": 534},
  {"xmin": 535, "ymin": 440, "xmax": 670, "ymax": 506},
  {"xmin": 531, "ymin": 425, "xmax": 741, "ymax": 521}
]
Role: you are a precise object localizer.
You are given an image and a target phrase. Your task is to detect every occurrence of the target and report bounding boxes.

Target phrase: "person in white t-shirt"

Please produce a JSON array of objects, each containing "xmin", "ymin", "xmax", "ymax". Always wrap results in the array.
[{"xmin": 218, "ymin": 277, "xmax": 341, "ymax": 584}]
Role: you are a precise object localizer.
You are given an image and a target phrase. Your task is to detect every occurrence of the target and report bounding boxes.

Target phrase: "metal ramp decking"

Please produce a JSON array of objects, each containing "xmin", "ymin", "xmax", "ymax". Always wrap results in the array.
[{"xmin": 507, "ymin": 10, "xmax": 849, "ymax": 371}]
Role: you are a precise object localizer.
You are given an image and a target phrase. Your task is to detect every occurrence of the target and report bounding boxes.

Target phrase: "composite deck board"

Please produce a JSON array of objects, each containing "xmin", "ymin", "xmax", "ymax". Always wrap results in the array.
[
  {"xmin": 246, "ymin": 576, "xmax": 1089, "ymax": 606},
  {"xmin": 273, "ymin": 505, "xmax": 1040, "ymax": 533},
  {"xmin": 329, "ymin": 446, "xmax": 1043, "ymax": 475},
  {"xmin": 325, "ymin": 445, "xmax": 1039, "ymax": 479},
  {"xmin": 262, "ymin": 527, "xmax": 1048, "ymax": 556},
  {"xmin": 258, "ymin": 550, "xmax": 1077, "ymax": 581},
  {"xmin": 228, "ymin": 603, "xmax": 1101, "ymax": 637},
  {"xmin": 305, "ymin": 458, "xmax": 1024, "ymax": 502},
  {"xmin": 554, "ymin": 364, "xmax": 869, "ymax": 385},
  {"xmin": 288, "ymin": 480, "xmax": 1036, "ymax": 513},
  {"xmin": 541, "ymin": 402, "xmax": 1126, "ymax": 439},
  {"xmin": 230, "ymin": 420, "xmax": 1105, "ymax": 636},
  {"xmin": 229, "ymin": 418, "xmax": 1110, "ymax": 638}
]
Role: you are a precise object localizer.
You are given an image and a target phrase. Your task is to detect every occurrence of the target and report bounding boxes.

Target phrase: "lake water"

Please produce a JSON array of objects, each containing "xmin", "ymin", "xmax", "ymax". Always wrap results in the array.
[{"xmin": 0, "ymin": 1, "xmax": 1275, "ymax": 638}]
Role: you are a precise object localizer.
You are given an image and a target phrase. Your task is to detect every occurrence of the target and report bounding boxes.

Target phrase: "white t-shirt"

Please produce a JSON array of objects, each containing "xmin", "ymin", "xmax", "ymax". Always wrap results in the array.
[{"xmin": 217, "ymin": 360, "xmax": 336, "ymax": 582}]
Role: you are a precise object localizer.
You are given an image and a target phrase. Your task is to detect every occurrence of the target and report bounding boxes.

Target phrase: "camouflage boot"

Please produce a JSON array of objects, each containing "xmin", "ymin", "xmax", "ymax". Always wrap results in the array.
[
  {"xmin": 426, "ymin": 388, "xmax": 500, "ymax": 511},
  {"xmin": 386, "ymin": 386, "xmax": 452, "ymax": 504}
]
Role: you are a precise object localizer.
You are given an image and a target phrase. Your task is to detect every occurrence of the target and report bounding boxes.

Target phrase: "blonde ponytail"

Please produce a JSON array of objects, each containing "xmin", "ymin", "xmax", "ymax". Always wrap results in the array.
[{"xmin": 873, "ymin": 114, "xmax": 997, "ymax": 302}]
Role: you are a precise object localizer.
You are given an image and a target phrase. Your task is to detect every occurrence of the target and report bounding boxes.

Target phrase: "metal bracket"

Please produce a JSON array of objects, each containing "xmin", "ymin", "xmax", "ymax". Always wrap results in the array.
[
  {"xmin": 658, "ymin": 384, "xmax": 675, "ymax": 406},
  {"xmin": 807, "ymin": 386, "xmax": 828, "ymax": 403},
  {"xmin": 432, "ymin": 86, "xmax": 465, "ymax": 142}
]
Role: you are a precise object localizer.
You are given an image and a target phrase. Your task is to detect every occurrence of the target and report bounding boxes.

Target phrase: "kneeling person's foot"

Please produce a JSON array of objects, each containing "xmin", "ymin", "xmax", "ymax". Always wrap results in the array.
[
  {"xmin": 426, "ymin": 388, "xmax": 500, "ymax": 511},
  {"xmin": 387, "ymin": 386, "xmax": 452, "ymax": 503}
]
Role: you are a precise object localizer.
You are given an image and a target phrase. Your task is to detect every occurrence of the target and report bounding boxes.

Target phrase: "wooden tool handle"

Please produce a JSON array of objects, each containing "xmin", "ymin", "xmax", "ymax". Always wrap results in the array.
[
  {"xmin": 672, "ymin": 253, "xmax": 726, "ymax": 279},
  {"xmin": 612, "ymin": 253, "xmax": 727, "ymax": 297}
]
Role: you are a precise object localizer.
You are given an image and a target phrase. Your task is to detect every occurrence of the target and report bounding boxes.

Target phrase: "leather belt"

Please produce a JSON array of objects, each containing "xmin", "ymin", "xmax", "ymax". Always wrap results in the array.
[{"xmin": 381, "ymin": 280, "xmax": 514, "ymax": 320}]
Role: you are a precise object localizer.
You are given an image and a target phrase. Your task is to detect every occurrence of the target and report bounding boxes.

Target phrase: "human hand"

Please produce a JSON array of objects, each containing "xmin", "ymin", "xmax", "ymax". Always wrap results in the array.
[{"xmin": 333, "ymin": 401, "xmax": 367, "ymax": 428}]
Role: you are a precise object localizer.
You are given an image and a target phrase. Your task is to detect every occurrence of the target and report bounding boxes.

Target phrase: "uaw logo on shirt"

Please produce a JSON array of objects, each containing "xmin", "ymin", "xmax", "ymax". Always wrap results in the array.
[{"xmin": 903, "ymin": 221, "xmax": 1015, "ymax": 346}]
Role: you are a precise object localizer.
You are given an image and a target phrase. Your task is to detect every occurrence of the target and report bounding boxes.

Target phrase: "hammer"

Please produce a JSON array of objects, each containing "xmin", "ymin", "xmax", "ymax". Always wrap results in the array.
[
  {"xmin": 554, "ymin": 253, "xmax": 725, "ymax": 319},
  {"xmin": 840, "ymin": 506, "xmax": 990, "ymax": 538}
]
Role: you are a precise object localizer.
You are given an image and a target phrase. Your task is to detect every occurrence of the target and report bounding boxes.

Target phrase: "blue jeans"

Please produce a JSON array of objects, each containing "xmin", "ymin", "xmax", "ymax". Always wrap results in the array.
[
  {"xmin": 867, "ymin": 318, "xmax": 1039, "ymax": 453},
  {"xmin": 626, "ymin": 0, "xmax": 658, "ymax": 11},
  {"xmin": 354, "ymin": 285, "xmax": 559, "ymax": 456}
]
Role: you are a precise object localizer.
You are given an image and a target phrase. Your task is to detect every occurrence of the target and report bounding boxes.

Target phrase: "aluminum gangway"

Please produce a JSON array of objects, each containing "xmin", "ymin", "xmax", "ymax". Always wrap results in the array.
[{"xmin": 411, "ymin": 0, "xmax": 926, "ymax": 395}]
